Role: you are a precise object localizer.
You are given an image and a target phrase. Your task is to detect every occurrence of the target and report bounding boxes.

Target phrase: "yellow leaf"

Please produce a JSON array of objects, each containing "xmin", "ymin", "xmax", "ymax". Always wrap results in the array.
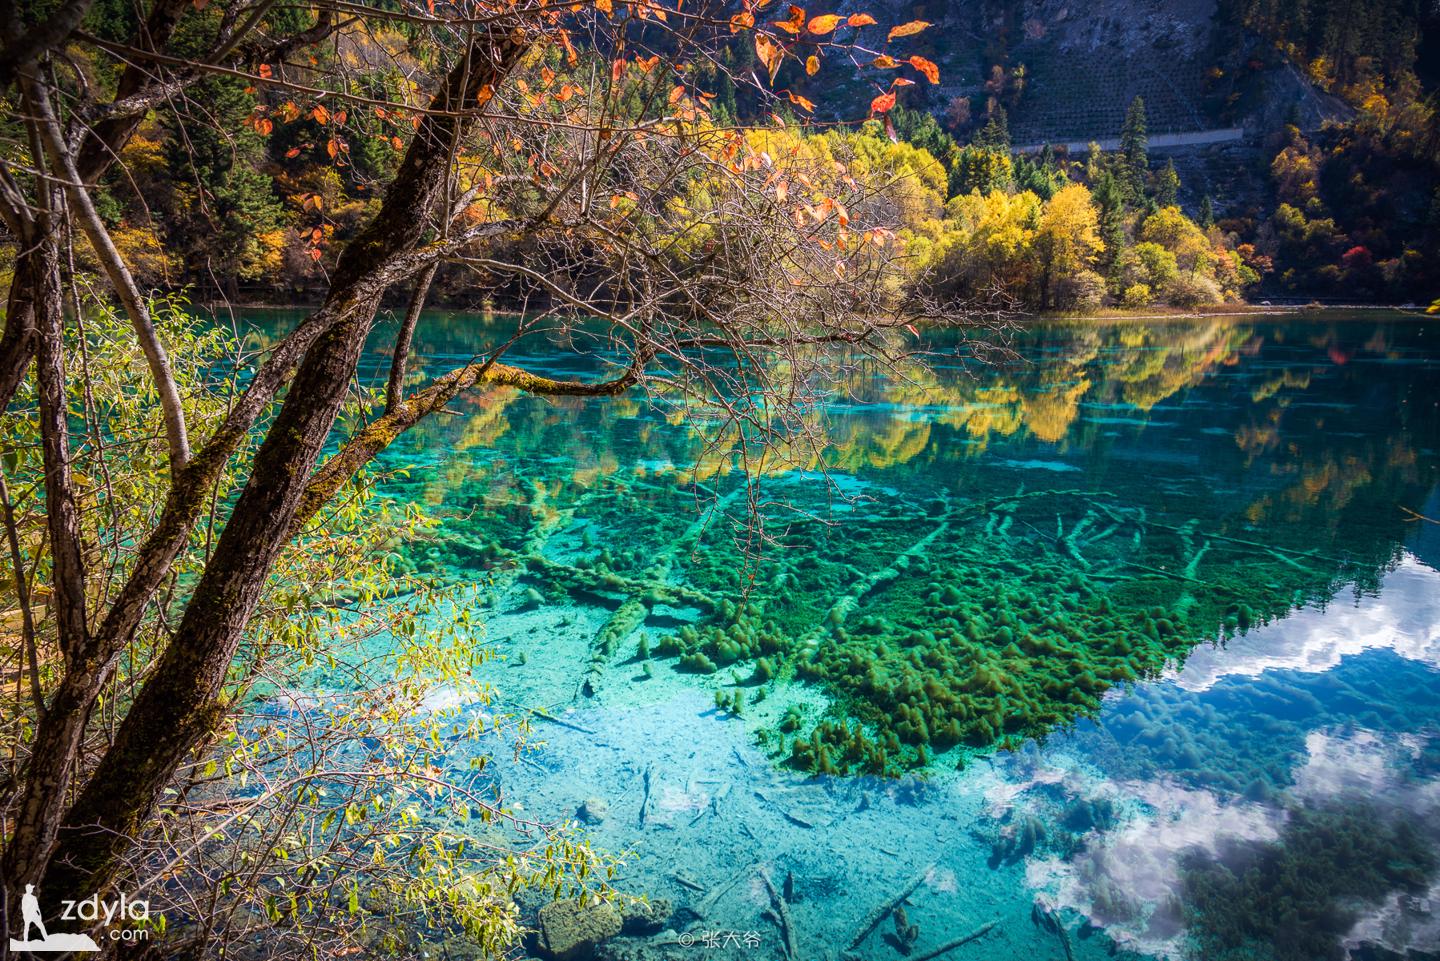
[
  {"xmin": 806, "ymin": 13, "xmax": 840, "ymax": 34},
  {"xmin": 846, "ymin": 13, "xmax": 876, "ymax": 26},
  {"xmin": 754, "ymin": 34, "xmax": 783, "ymax": 83},
  {"xmin": 887, "ymin": 19, "xmax": 931, "ymax": 40},
  {"xmin": 805, "ymin": 55, "xmax": 819, "ymax": 75}
]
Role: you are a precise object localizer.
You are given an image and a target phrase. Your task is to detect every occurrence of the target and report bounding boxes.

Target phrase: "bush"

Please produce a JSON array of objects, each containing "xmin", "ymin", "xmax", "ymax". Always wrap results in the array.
[
  {"xmin": 1053, "ymin": 269, "xmax": 1106, "ymax": 311},
  {"xmin": 1166, "ymin": 272, "xmax": 1224, "ymax": 307},
  {"xmin": 1123, "ymin": 282, "xmax": 1153, "ymax": 307}
]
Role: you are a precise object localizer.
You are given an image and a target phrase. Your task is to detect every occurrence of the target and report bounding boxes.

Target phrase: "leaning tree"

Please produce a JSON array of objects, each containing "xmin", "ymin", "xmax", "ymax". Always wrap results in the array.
[{"xmin": 0, "ymin": 0, "xmax": 962, "ymax": 953}]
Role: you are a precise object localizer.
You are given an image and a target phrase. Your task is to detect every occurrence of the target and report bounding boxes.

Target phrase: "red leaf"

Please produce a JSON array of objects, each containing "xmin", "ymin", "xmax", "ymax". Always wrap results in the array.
[{"xmin": 870, "ymin": 91, "xmax": 897, "ymax": 113}]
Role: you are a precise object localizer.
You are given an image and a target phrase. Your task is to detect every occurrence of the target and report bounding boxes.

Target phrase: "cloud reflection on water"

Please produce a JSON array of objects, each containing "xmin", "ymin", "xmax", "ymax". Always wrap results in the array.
[{"xmin": 1168, "ymin": 554, "xmax": 1440, "ymax": 693}]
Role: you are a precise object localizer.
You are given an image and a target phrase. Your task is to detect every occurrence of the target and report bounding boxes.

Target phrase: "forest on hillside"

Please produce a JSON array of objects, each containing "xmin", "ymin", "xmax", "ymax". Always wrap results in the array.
[{"xmin": 38, "ymin": 0, "xmax": 1440, "ymax": 310}]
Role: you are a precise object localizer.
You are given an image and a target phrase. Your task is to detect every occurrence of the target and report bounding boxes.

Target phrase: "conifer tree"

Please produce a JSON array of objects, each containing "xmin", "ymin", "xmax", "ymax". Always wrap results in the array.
[
  {"xmin": 1093, "ymin": 170, "xmax": 1128, "ymax": 284},
  {"xmin": 974, "ymin": 106, "xmax": 1011, "ymax": 152},
  {"xmin": 1120, "ymin": 96, "xmax": 1148, "ymax": 203},
  {"xmin": 1199, "ymin": 195, "xmax": 1216, "ymax": 228},
  {"xmin": 1156, "ymin": 158, "xmax": 1181, "ymax": 208}
]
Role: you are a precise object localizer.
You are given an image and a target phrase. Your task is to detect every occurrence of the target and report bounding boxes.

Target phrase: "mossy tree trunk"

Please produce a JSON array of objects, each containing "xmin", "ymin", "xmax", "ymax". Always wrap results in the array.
[{"xmin": 5, "ymin": 24, "xmax": 530, "ymax": 909}]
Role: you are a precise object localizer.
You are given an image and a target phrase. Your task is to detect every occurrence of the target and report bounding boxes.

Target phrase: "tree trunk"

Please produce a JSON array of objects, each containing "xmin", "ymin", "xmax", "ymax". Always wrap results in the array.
[
  {"xmin": 0, "ymin": 254, "xmax": 38, "ymax": 412},
  {"xmin": 37, "ymin": 26, "xmax": 530, "ymax": 903},
  {"xmin": 387, "ymin": 262, "xmax": 438, "ymax": 412},
  {"xmin": 2, "ymin": 225, "xmax": 89, "ymax": 893}
]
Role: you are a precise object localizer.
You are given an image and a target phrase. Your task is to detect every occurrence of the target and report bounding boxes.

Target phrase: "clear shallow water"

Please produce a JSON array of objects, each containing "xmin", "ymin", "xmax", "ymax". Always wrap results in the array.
[{"xmin": 258, "ymin": 311, "xmax": 1440, "ymax": 960}]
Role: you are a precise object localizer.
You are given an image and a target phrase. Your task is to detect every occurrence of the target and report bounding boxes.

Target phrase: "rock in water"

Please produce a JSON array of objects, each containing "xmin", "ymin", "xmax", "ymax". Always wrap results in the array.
[
  {"xmin": 619, "ymin": 897, "xmax": 672, "ymax": 935},
  {"xmin": 536, "ymin": 899, "xmax": 623, "ymax": 961},
  {"xmin": 577, "ymin": 797, "xmax": 609, "ymax": 824}
]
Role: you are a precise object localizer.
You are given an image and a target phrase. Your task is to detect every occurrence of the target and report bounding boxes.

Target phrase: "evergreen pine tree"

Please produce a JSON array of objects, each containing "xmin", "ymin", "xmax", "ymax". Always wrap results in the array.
[
  {"xmin": 1093, "ymin": 170, "xmax": 1128, "ymax": 287},
  {"xmin": 1156, "ymin": 158, "xmax": 1181, "ymax": 207},
  {"xmin": 1199, "ymin": 195, "xmax": 1216, "ymax": 228},
  {"xmin": 1119, "ymin": 96, "xmax": 1148, "ymax": 203},
  {"xmin": 975, "ymin": 106, "xmax": 1010, "ymax": 152}
]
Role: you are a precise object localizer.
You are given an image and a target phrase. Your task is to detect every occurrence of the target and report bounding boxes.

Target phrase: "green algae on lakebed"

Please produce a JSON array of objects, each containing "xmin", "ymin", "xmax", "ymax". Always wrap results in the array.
[
  {"xmin": 350, "ymin": 312, "xmax": 1435, "ymax": 780},
  {"xmin": 396, "ymin": 474, "xmax": 1372, "ymax": 778}
]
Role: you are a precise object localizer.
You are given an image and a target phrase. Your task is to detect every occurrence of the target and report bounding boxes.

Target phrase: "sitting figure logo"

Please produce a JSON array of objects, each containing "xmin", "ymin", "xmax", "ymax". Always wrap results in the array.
[{"xmin": 9, "ymin": 883, "xmax": 152, "ymax": 952}]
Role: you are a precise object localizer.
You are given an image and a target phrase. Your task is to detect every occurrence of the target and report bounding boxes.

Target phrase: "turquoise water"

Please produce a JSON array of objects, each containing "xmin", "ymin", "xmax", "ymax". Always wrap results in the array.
[{"xmin": 271, "ymin": 311, "xmax": 1440, "ymax": 960}]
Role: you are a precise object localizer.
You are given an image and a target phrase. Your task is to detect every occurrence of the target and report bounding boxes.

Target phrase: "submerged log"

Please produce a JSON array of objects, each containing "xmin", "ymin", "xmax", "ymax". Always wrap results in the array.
[
  {"xmin": 908, "ymin": 920, "xmax": 998, "ymax": 961},
  {"xmin": 845, "ymin": 861, "xmax": 936, "ymax": 951},
  {"xmin": 761, "ymin": 868, "xmax": 799, "ymax": 961}
]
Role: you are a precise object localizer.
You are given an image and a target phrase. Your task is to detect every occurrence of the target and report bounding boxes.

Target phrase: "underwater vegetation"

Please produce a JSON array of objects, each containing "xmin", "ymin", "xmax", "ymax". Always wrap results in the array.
[
  {"xmin": 370, "ymin": 315, "xmax": 1437, "ymax": 777},
  {"xmin": 1177, "ymin": 801, "xmax": 1437, "ymax": 961},
  {"xmin": 396, "ymin": 469, "xmax": 1405, "ymax": 776}
]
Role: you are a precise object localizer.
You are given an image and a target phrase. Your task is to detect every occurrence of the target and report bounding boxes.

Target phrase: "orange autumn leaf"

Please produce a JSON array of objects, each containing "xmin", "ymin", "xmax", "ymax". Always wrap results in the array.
[
  {"xmin": 774, "ymin": 4, "xmax": 804, "ymax": 32},
  {"xmin": 285, "ymin": 146, "xmax": 301, "ymax": 158},
  {"xmin": 787, "ymin": 91, "xmax": 815, "ymax": 111},
  {"xmin": 611, "ymin": 57, "xmax": 626, "ymax": 83},
  {"xmin": 805, "ymin": 54, "xmax": 819, "ymax": 75},
  {"xmin": 909, "ymin": 55, "xmax": 939, "ymax": 83},
  {"xmin": 255, "ymin": 117, "xmax": 273, "ymax": 135},
  {"xmin": 754, "ymin": 34, "xmax": 783, "ymax": 82},
  {"xmin": 806, "ymin": 13, "xmax": 840, "ymax": 34},
  {"xmin": 886, "ymin": 19, "xmax": 931, "ymax": 40},
  {"xmin": 870, "ymin": 91, "xmax": 896, "ymax": 113},
  {"xmin": 596, "ymin": 0, "xmax": 613, "ymax": 12},
  {"xmin": 258, "ymin": 64, "xmax": 272, "ymax": 79},
  {"xmin": 668, "ymin": 84, "xmax": 686, "ymax": 104},
  {"xmin": 870, "ymin": 54, "xmax": 898, "ymax": 68},
  {"xmin": 846, "ymin": 12, "xmax": 876, "ymax": 26},
  {"xmin": 730, "ymin": 10, "xmax": 754, "ymax": 31},
  {"xmin": 311, "ymin": 104, "xmax": 330, "ymax": 124},
  {"xmin": 892, "ymin": 77, "xmax": 915, "ymax": 86}
]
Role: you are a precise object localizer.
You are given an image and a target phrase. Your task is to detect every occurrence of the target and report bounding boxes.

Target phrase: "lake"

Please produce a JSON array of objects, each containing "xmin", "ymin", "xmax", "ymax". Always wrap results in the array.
[{"xmin": 262, "ymin": 309, "xmax": 1440, "ymax": 961}]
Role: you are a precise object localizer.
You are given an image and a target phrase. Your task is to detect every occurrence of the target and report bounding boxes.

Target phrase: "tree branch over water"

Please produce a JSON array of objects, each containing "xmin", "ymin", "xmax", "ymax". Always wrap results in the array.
[{"xmin": 0, "ymin": 0, "xmax": 979, "ymax": 953}]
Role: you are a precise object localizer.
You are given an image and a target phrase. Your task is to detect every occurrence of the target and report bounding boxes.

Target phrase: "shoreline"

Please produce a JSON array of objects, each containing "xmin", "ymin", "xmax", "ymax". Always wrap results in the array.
[{"xmin": 204, "ymin": 299, "xmax": 1432, "ymax": 322}]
